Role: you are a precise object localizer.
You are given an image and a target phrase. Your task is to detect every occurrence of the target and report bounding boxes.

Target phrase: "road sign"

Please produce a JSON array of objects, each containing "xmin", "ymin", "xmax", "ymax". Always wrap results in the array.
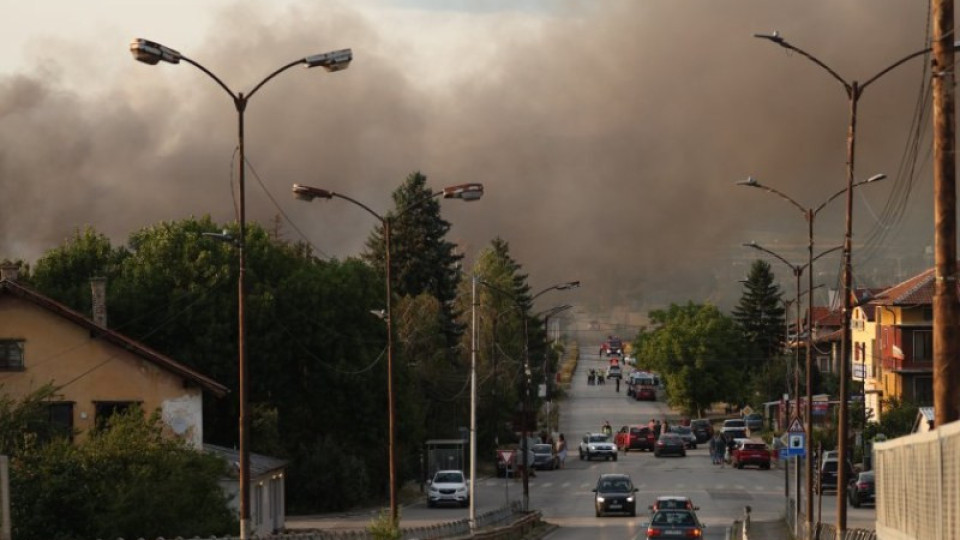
[
  {"xmin": 788, "ymin": 433, "xmax": 806, "ymax": 457},
  {"xmin": 496, "ymin": 450, "xmax": 514, "ymax": 465},
  {"xmin": 787, "ymin": 416, "xmax": 804, "ymax": 433},
  {"xmin": 741, "ymin": 405, "xmax": 754, "ymax": 416}
]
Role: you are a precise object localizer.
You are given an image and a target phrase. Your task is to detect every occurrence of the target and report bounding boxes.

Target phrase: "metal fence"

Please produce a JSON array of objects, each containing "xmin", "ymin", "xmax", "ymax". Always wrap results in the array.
[
  {"xmin": 784, "ymin": 499, "xmax": 877, "ymax": 540},
  {"xmin": 874, "ymin": 419, "xmax": 960, "ymax": 540}
]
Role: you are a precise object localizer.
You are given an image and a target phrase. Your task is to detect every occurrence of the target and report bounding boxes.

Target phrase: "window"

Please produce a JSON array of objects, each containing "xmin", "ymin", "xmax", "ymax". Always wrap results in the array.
[
  {"xmin": 254, "ymin": 483, "xmax": 264, "ymax": 527},
  {"xmin": 913, "ymin": 331, "xmax": 933, "ymax": 362},
  {"xmin": 94, "ymin": 401, "xmax": 139, "ymax": 431},
  {"xmin": 0, "ymin": 339, "xmax": 24, "ymax": 370},
  {"xmin": 914, "ymin": 377, "xmax": 933, "ymax": 406},
  {"xmin": 46, "ymin": 402, "xmax": 74, "ymax": 442}
]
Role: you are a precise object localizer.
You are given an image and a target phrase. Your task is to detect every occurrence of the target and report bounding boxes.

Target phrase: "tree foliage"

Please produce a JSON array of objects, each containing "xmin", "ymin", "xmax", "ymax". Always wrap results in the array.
[
  {"xmin": 732, "ymin": 259, "xmax": 786, "ymax": 362},
  {"xmin": 634, "ymin": 302, "xmax": 749, "ymax": 416},
  {"xmin": 11, "ymin": 407, "xmax": 235, "ymax": 540}
]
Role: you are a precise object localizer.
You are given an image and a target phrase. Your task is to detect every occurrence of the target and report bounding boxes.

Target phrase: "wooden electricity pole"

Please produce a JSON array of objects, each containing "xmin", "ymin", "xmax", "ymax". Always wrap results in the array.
[{"xmin": 931, "ymin": 0, "xmax": 960, "ymax": 429}]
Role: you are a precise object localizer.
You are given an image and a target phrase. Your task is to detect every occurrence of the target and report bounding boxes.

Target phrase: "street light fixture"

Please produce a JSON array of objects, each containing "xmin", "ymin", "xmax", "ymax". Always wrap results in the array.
[
  {"xmin": 131, "ymin": 38, "xmax": 351, "ymax": 540},
  {"xmin": 738, "ymin": 173, "xmax": 884, "ymax": 530},
  {"xmin": 472, "ymin": 279, "xmax": 578, "ymax": 514},
  {"xmin": 753, "ymin": 32, "xmax": 959, "ymax": 533},
  {"xmin": 293, "ymin": 181, "xmax": 483, "ymax": 526}
]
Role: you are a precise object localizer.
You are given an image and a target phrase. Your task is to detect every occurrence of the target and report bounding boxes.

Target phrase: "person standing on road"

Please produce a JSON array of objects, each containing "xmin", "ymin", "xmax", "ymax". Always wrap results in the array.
[
  {"xmin": 710, "ymin": 433, "xmax": 725, "ymax": 465},
  {"xmin": 556, "ymin": 434, "xmax": 567, "ymax": 468}
]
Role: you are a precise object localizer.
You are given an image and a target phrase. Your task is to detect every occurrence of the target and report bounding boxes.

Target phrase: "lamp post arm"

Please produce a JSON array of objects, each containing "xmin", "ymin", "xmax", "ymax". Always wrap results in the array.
[
  {"xmin": 327, "ymin": 192, "xmax": 386, "ymax": 224},
  {"xmin": 739, "ymin": 180, "xmax": 807, "ymax": 217},
  {"xmin": 755, "ymin": 33, "xmax": 851, "ymax": 95},
  {"xmin": 799, "ymin": 245, "xmax": 844, "ymax": 273},
  {"xmin": 860, "ymin": 47, "xmax": 933, "ymax": 92},
  {"xmin": 813, "ymin": 174, "xmax": 887, "ymax": 217},
  {"xmin": 180, "ymin": 56, "xmax": 237, "ymax": 101},
  {"xmin": 743, "ymin": 242, "xmax": 800, "ymax": 276},
  {"xmin": 246, "ymin": 59, "xmax": 308, "ymax": 101}
]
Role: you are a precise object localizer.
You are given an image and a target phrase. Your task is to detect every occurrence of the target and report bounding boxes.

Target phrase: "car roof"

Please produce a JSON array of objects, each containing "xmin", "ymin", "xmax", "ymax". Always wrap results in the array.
[
  {"xmin": 656, "ymin": 495, "xmax": 691, "ymax": 501},
  {"xmin": 599, "ymin": 473, "xmax": 632, "ymax": 480}
]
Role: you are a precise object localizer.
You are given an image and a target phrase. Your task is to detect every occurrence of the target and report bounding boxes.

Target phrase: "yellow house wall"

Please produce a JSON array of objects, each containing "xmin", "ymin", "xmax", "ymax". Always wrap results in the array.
[
  {"xmin": 852, "ymin": 306, "xmax": 880, "ymax": 421},
  {"xmin": 0, "ymin": 294, "xmax": 204, "ymax": 447}
]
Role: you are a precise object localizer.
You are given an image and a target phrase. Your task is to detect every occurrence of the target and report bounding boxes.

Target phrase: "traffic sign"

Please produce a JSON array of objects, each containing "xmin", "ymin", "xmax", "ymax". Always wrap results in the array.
[
  {"xmin": 787, "ymin": 416, "xmax": 804, "ymax": 433},
  {"xmin": 496, "ymin": 450, "xmax": 514, "ymax": 465},
  {"xmin": 788, "ymin": 433, "xmax": 806, "ymax": 457}
]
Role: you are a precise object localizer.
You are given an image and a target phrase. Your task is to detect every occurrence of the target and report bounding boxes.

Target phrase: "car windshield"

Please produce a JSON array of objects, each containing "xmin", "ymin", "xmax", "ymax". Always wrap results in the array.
[
  {"xmin": 691, "ymin": 420, "xmax": 709, "ymax": 427},
  {"xmin": 652, "ymin": 510, "xmax": 696, "ymax": 526},
  {"xmin": 724, "ymin": 420, "xmax": 746, "ymax": 428},
  {"xmin": 822, "ymin": 460, "xmax": 838, "ymax": 472},
  {"xmin": 589, "ymin": 435, "xmax": 610, "ymax": 443},
  {"xmin": 673, "ymin": 427, "xmax": 692, "ymax": 435},
  {"xmin": 660, "ymin": 434, "xmax": 680, "ymax": 442},
  {"xmin": 532, "ymin": 444, "xmax": 552, "ymax": 453},
  {"xmin": 434, "ymin": 472, "xmax": 463, "ymax": 483},
  {"xmin": 744, "ymin": 443, "xmax": 767, "ymax": 451},
  {"xmin": 657, "ymin": 499, "xmax": 690, "ymax": 509},
  {"xmin": 859, "ymin": 472, "xmax": 875, "ymax": 482},
  {"xmin": 598, "ymin": 478, "xmax": 632, "ymax": 492}
]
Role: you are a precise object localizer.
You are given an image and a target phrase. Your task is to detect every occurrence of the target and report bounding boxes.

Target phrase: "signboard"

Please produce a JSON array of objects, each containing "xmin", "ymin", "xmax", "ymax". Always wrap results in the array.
[
  {"xmin": 853, "ymin": 364, "xmax": 867, "ymax": 379},
  {"xmin": 787, "ymin": 417, "xmax": 804, "ymax": 434},
  {"xmin": 788, "ymin": 433, "xmax": 806, "ymax": 457},
  {"xmin": 741, "ymin": 405, "xmax": 754, "ymax": 416},
  {"xmin": 496, "ymin": 450, "xmax": 514, "ymax": 465},
  {"xmin": 812, "ymin": 402, "xmax": 829, "ymax": 416}
]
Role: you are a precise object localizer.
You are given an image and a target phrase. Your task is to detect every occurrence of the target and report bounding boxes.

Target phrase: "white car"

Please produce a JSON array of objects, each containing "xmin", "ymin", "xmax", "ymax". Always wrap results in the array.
[
  {"xmin": 580, "ymin": 433, "xmax": 618, "ymax": 461},
  {"xmin": 427, "ymin": 470, "xmax": 469, "ymax": 508}
]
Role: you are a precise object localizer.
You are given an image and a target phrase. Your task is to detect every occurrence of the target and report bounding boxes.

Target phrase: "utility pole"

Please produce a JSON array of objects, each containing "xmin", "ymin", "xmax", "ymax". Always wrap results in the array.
[{"xmin": 931, "ymin": 0, "xmax": 960, "ymax": 429}]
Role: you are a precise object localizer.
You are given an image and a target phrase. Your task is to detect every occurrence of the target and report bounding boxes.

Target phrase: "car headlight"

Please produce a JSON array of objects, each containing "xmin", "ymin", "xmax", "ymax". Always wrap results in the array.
[
  {"xmin": 596, "ymin": 496, "xmax": 605, "ymax": 503},
  {"xmin": 627, "ymin": 496, "xmax": 635, "ymax": 502},
  {"xmin": 429, "ymin": 486, "xmax": 439, "ymax": 493}
]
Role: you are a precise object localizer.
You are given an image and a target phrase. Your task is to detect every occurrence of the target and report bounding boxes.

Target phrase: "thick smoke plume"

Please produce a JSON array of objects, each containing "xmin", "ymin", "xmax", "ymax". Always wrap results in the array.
[{"xmin": 0, "ymin": 1, "xmax": 940, "ymax": 328}]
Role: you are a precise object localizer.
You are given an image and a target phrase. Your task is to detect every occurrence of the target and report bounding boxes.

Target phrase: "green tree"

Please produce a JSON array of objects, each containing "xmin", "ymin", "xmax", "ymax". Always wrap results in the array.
[
  {"xmin": 363, "ymin": 172, "xmax": 466, "ymax": 348},
  {"xmin": 732, "ymin": 259, "xmax": 786, "ymax": 362},
  {"xmin": 635, "ymin": 302, "xmax": 748, "ymax": 416},
  {"xmin": 11, "ymin": 407, "xmax": 236, "ymax": 540}
]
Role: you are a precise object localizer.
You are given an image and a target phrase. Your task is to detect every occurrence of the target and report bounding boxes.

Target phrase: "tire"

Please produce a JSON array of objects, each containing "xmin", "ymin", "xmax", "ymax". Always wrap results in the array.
[
  {"xmin": 737, "ymin": 462, "xmax": 744, "ymax": 469},
  {"xmin": 596, "ymin": 508, "xmax": 602, "ymax": 517},
  {"xmin": 613, "ymin": 455, "xmax": 618, "ymax": 462},
  {"xmin": 580, "ymin": 451, "xmax": 585, "ymax": 461},
  {"xmin": 629, "ymin": 508, "xmax": 636, "ymax": 517},
  {"xmin": 428, "ymin": 500, "xmax": 436, "ymax": 508},
  {"xmin": 762, "ymin": 463, "xmax": 770, "ymax": 470}
]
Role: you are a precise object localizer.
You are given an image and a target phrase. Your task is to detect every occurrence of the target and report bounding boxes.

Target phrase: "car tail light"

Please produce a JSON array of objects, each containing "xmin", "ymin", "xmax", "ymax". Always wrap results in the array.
[
  {"xmin": 686, "ymin": 528, "xmax": 703, "ymax": 538},
  {"xmin": 646, "ymin": 527, "xmax": 662, "ymax": 537},
  {"xmin": 856, "ymin": 482, "xmax": 870, "ymax": 490}
]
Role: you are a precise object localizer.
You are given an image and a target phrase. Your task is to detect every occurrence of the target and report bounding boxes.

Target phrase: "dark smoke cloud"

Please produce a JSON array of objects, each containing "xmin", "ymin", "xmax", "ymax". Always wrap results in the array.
[{"xmin": 0, "ymin": 1, "xmax": 941, "ymax": 326}]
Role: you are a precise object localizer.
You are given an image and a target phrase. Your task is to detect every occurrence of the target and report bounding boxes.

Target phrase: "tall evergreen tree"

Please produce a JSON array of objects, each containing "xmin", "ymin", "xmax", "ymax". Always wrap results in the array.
[
  {"xmin": 363, "ymin": 171, "xmax": 465, "ymax": 348},
  {"xmin": 733, "ymin": 259, "xmax": 786, "ymax": 363}
]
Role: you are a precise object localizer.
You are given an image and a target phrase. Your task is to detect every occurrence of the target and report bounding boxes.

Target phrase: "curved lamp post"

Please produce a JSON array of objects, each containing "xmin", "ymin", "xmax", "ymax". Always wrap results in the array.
[
  {"xmin": 293, "ymin": 181, "xmax": 483, "ymax": 526},
  {"xmin": 738, "ymin": 173, "xmax": 885, "ymax": 528},
  {"xmin": 753, "ymin": 32, "xmax": 960, "ymax": 533},
  {"xmin": 743, "ymin": 241, "xmax": 841, "ymax": 528},
  {"xmin": 472, "ymin": 280, "xmax": 578, "ymax": 515},
  {"xmin": 131, "ymin": 38, "xmax": 351, "ymax": 540}
]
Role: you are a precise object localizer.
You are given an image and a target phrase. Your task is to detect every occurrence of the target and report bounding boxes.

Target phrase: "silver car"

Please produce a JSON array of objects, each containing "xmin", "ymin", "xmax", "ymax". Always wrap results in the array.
[{"xmin": 580, "ymin": 433, "xmax": 618, "ymax": 461}]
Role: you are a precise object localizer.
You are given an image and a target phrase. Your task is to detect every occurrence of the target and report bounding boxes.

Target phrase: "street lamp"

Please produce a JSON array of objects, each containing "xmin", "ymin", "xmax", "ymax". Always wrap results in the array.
[
  {"xmin": 293, "ymin": 181, "xmax": 483, "ymax": 526},
  {"xmin": 473, "ymin": 279, "xmax": 578, "ymax": 513},
  {"xmin": 738, "ymin": 173, "xmax": 885, "ymax": 529},
  {"xmin": 131, "ymin": 38, "xmax": 351, "ymax": 540},
  {"xmin": 538, "ymin": 304, "xmax": 572, "ymax": 436},
  {"xmin": 753, "ymin": 32, "xmax": 960, "ymax": 533}
]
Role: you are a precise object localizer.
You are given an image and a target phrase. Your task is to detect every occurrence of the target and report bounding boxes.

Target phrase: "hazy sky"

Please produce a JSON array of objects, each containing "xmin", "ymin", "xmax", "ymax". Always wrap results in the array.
[{"xmin": 0, "ymin": 1, "xmax": 946, "ymax": 330}]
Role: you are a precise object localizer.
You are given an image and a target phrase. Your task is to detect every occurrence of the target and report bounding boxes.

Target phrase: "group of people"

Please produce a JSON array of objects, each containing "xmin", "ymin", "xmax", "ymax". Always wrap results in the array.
[
  {"xmin": 709, "ymin": 432, "xmax": 736, "ymax": 466},
  {"xmin": 647, "ymin": 418, "xmax": 669, "ymax": 438}
]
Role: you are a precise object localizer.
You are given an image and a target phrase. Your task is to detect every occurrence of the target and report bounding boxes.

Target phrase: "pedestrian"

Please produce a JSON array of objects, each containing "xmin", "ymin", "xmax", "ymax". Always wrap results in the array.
[
  {"xmin": 557, "ymin": 434, "xmax": 567, "ymax": 468},
  {"xmin": 653, "ymin": 420, "xmax": 662, "ymax": 439},
  {"xmin": 710, "ymin": 433, "xmax": 724, "ymax": 465}
]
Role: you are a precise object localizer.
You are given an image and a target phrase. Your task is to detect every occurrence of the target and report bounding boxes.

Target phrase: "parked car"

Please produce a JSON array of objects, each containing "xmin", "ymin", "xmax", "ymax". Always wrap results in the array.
[
  {"xmin": 690, "ymin": 419, "xmax": 713, "ymax": 443},
  {"xmin": 592, "ymin": 473, "xmax": 638, "ymax": 517},
  {"xmin": 653, "ymin": 433, "xmax": 686, "ymax": 457},
  {"xmin": 847, "ymin": 471, "xmax": 875, "ymax": 508},
  {"xmin": 648, "ymin": 495, "xmax": 699, "ymax": 513},
  {"xmin": 635, "ymin": 384, "xmax": 656, "ymax": 401},
  {"xmin": 607, "ymin": 364, "xmax": 622, "ymax": 380},
  {"xmin": 579, "ymin": 433, "xmax": 618, "ymax": 461},
  {"xmin": 731, "ymin": 439, "xmax": 772, "ymax": 470},
  {"xmin": 531, "ymin": 443, "xmax": 559, "ymax": 470},
  {"xmin": 818, "ymin": 457, "xmax": 855, "ymax": 494},
  {"xmin": 721, "ymin": 418, "xmax": 747, "ymax": 436},
  {"xmin": 427, "ymin": 470, "xmax": 469, "ymax": 508},
  {"xmin": 615, "ymin": 425, "xmax": 656, "ymax": 452},
  {"xmin": 643, "ymin": 509, "xmax": 705, "ymax": 539},
  {"xmin": 668, "ymin": 426, "xmax": 697, "ymax": 449},
  {"xmin": 743, "ymin": 412, "xmax": 764, "ymax": 432}
]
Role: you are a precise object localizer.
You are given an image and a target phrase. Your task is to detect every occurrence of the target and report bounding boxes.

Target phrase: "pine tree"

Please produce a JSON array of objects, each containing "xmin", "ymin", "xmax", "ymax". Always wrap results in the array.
[
  {"xmin": 363, "ymin": 171, "xmax": 466, "ymax": 347},
  {"xmin": 733, "ymin": 259, "xmax": 787, "ymax": 362}
]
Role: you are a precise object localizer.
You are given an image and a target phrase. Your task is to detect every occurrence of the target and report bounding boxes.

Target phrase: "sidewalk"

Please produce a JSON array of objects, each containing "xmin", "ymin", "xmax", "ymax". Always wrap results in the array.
[{"xmin": 745, "ymin": 518, "xmax": 791, "ymax": 540}]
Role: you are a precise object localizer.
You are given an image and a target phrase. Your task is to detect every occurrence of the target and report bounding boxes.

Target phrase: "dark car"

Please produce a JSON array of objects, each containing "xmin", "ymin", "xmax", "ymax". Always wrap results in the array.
[
  {"xmin": 847, "ymin": 471, "xmax": 875, "ymax": 507},
  {"xmin": 743, "ymin": 413, "xmax": 764, "ymax": 432},
  {"xmin": 615, "ymin": 425, "xmax": 656, "ymax": 452},
  {"xmin": 593, "ymin": 473, "xmax": 638, "ymax": 517},
  {"xmin": 648, "ymin": 496, "xmax": 698, "ymax": 513},
  {"xmin": 690, "ymin": 419, "xmax": 713, "ymax": 443},
  {"xmin": 654, "ymin": 433, "xmax": 686, "ymax": 457},
  {"xmin": 643, "ymin": 509, "xmax": 705, "ymax": 539},
  {"xmin": 531, "ymin": 443, "xmax": 559, "ymax": 470},
  {"xmin": 818, "ymin": 457, "xmax": 855, "ymax": 494},
  {"xmin": 668, "ymin": 426, "xmax": 697, "ymax": 449}
]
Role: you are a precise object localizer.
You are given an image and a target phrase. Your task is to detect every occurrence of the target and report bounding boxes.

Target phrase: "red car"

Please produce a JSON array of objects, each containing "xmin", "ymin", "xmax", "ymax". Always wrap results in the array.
[
  {"xmin": 731, "ymin": 440, "xmax": 772, "ymax": 470},
  {"xmin": 599, "ymin": 336, "xmax": 624, "ymax": 357},
  {"xmin": 615, "ymin": 425, "xmax": 656, "ymax": 452},
  {"xmin": 634, "ymin": 385, "xmax": 656, "ymax": 401}
]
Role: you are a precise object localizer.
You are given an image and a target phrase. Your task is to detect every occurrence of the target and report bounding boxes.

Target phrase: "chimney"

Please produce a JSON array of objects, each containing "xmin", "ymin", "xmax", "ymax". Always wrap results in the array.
[
  {"xmin": 90, "ymin": 277, "xmax": 107, "ymax": 327},
  {"xmin": 0, "ymin": 262, "xmax": 19, "ymax": 282}
]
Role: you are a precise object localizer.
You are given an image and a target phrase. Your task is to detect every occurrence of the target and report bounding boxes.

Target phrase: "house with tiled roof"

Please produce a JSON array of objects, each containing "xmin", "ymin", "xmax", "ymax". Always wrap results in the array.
[
  {"xmin": 0, "ymin": 262, "xmax": 227, "ymax": 447},
  {"xmin": 851, "ymin": 288, "xmax": 887, "ymax": 422},
  {"xmin": 868, "ymin": 267, "xmax": 936, "ymax": 410}
]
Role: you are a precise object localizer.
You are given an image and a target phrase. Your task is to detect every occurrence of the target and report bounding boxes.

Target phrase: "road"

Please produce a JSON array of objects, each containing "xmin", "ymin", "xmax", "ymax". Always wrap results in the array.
[{"xmin": 288, "ymin": 348, "xmax": 875, "ymax": 538}]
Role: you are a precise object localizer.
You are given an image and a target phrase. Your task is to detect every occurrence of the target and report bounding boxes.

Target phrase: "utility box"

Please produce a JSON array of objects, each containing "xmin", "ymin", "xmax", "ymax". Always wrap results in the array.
[{"xmin": 425, "ymin": 439, "xmax": 467, "ymax": 481}]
